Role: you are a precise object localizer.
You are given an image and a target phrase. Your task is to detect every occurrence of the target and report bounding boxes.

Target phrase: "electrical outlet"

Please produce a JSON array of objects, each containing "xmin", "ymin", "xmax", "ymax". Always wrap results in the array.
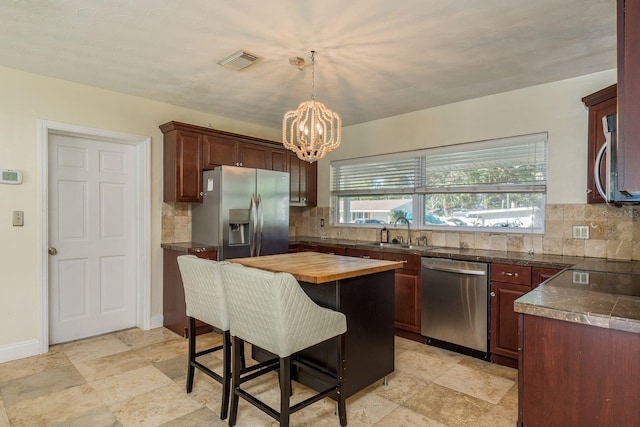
[
  {"xmin": 572, "ymin": 225, "xmax": 589, "ymax": 239},
  {"xmin": 12, "ymin": 211, "xmax": 24, "ymax": 226},
  {"xmin": 320, "ymin": 218, "xmax": 325, "ymax": 227}
]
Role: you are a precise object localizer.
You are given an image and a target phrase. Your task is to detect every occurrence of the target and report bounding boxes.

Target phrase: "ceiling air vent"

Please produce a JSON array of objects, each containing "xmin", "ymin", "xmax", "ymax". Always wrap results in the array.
[{"xmin": 217, "ymin": 50, "xmax": 260, "ymax": 71}]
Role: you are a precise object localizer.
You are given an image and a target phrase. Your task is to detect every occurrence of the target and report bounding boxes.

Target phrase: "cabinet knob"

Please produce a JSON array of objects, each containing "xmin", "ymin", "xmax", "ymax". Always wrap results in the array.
[
  {"xmin": 200, "ymin": 192, "xmax": 204, "ymax": 196},
  {"xmin": 490, "ymin": 291, "xmax": 496, "ymax": 297}
]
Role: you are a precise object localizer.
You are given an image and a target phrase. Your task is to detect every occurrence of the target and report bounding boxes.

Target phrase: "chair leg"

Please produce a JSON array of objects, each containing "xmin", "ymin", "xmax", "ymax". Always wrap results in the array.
[
  {"xmin": 239, "ymin": 339, "xmax": 246, "ymax": 370},
  {"xmin": 228, "ymin": 336, "xmax": 242, "ymax": 427},
  {"xmin": 337, "ymin": 334, "xmax": 347, "ymax": 427},
  {"xmin": 186, "ymin": 317, "xmax": 196, "ymax": 393},
  {"xmin": 220, "ymin": 330, "xmax": 231, "ymax": 420},
  {"xmin": 279, "ymin": 356, "xmax": 291, "ymax": 427}
]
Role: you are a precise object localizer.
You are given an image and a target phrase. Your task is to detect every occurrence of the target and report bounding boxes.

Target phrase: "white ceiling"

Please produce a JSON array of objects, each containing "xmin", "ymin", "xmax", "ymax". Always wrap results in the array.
[{"xmin": 0, "ymin": 0, "xmax": 616, "ymax": 128}]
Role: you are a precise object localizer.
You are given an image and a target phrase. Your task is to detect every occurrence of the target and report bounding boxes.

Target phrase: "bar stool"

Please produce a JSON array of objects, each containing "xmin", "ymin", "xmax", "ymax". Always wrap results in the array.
[
  {"xmin": 221, "ymin": 262, "xmax": 348, "ymax": 427},
  {"xmin": 177, "ymin": 255, "xmax": 234, "ymax": 420}
]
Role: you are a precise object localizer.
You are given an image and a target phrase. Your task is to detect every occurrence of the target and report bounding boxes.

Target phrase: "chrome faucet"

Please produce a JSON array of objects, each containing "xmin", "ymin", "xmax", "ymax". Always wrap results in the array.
[{"xmin": 393, "ymin": 216, "xmax": 411, "ymax": 245}]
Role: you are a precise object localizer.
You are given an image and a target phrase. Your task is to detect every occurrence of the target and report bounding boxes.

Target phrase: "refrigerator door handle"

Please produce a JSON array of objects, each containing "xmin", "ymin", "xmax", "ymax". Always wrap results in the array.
[
  {"xmin": 256, "ymin": 194, "xmax": 264, "ymax": 256},
  {"xmin": 250, "ymin": 194, "xmax": 258, "ymax": 257}
]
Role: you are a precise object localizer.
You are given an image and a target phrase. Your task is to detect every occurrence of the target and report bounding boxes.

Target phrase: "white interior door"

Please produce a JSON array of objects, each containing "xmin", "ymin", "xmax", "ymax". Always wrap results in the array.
[{"xmin": 48, "ymin": 133, "xmax": 137, "ymax": 344}]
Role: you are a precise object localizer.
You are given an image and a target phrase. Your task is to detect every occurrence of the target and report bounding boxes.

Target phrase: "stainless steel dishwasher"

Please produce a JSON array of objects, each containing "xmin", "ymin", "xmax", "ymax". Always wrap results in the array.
[{"xmin": 421, "ymin": 257, "xmax": 489, "ymax": 357}]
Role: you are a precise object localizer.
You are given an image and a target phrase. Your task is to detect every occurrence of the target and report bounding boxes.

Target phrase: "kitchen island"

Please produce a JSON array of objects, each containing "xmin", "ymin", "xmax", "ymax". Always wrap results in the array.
[
  {"xmin": 230, "ymin": 251, "xmax": 403, "ymax": 398},
  {"xmin": 514, "ymin": 267, "xmax": 640, "ymax": 426}
]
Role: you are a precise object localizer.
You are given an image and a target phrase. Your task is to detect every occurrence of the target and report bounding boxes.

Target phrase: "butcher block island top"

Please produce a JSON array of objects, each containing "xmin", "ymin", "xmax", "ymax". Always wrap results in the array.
[{"xmin": 229, "ymin": 251, "xmax": 403, "ymax": 284}]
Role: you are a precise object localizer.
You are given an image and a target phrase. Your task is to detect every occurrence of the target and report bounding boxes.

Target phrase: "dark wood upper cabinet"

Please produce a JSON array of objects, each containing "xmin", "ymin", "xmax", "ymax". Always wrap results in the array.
[
  {"xmin": 617, "ymin": 0, "xmax": 640, "ymax": 198},
  {"xmin": 161, "ymin": 123, "xmax": 203, "ymax": 203},
  {"xmin": 582, "ymin": 84, "xmax": 617, "ymax": 204},
  {"xmin": 202, "ymin": 133, "xmax": 239, "ymax": 169},
  {"xmin": 287, "ymin": 152, "xmax": 317, "ymax": 207},
  {"xmin": 239, "ymin": 143, "xmax": 271, "ymax": 170},
  {"xmin": 161, "ymin": 121, "xmax": 316, "ymax": 206},
  {"xmin": 270, "ymin": 149, "xmax": 286, "ymax": 172}
]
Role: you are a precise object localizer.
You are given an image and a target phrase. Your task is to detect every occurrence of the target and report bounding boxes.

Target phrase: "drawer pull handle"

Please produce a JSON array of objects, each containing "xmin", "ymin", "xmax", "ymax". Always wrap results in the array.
[
  {"xmin": 397, "ymin": 259, "xmax": 408, "ymax": 263},
  {"xmin": 502, "ymin": 271, "xmax": 518, "ymax": 277},
  {"xmin": 361, "ymin": 255, "xmax": 371, "ymax": 259}
]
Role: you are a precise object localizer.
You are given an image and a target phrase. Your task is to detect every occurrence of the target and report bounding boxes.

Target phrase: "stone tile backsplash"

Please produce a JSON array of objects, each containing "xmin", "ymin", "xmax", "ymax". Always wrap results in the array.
[
  {"xmin": 162, "ymin": 203, "xmax": 640, "ymax": 260},
  {"xmin": 289, "ymin": 204, "xmax": 640, "ymax": 261}
]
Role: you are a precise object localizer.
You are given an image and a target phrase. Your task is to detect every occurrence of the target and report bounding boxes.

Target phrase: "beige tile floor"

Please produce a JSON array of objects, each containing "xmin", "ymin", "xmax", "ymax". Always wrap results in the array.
[{"xmin": 0, "ymin": 328, "xmax": 517, "ymax": 426}]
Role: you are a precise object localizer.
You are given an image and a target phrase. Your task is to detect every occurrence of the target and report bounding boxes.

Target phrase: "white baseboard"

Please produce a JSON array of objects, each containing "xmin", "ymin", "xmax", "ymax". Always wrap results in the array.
[
  {"xmin": 0, "ymin": 339, "xmax": 42, "ymax": 363},
  {"xmin": 150, "ymin": 314, "xmax": 164, "ymax": 329}
]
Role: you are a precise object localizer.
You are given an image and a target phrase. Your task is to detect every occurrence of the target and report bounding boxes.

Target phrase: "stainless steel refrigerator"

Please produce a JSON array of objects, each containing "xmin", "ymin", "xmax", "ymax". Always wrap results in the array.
[{"xmin": 192, "ymin": 166, "xmax": 290, "ymax": 260}]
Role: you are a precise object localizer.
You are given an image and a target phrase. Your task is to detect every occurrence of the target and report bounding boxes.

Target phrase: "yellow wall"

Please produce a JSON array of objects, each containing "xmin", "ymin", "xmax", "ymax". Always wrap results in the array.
[
  {"xmin": 0, "ymin": 66, "xmax": 279, "ymax": 353},
  {"xmin": 317, "ymin": 69, "xmax": 617, "ymax": 205}
]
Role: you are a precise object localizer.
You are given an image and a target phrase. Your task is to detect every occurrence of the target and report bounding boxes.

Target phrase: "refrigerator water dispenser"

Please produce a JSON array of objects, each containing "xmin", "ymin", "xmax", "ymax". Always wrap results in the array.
[{"xmin": 228, "ymin": 208, "xmax": 250, "ymax": 245}]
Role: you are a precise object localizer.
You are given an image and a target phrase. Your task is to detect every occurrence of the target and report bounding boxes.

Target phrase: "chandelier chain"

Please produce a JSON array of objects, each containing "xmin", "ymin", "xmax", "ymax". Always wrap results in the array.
[{"xmin": 310, "ymin": 50, "xmax": 316, "ymax": 101}]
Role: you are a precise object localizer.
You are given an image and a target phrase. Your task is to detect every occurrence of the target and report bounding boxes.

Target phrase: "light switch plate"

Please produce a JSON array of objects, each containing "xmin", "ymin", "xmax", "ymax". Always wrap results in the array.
[{"xmin": 12, "ymin": 211, "xmax": 24, "ymax": 226}]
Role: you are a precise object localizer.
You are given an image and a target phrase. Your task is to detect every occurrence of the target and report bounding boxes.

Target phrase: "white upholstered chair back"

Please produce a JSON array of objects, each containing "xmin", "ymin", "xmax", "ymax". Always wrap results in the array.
[
  {"xmin": 177, "ymin": 255, "xmax": 229, "ymax": 331},
  {"xmin": 221, "ymin": 263, "xmax": 347, "ymax": 358}
]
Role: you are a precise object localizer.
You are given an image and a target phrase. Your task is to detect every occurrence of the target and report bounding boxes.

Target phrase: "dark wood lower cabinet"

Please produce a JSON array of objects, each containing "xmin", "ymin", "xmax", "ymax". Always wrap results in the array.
[
  {"xmin": 490, "ymin": 265, "xmax": 561, "ymax": 368},
  {"xmin": 490, "ymin": 282, "xmax": 529, "ymax": 367},
  {"xmin": 519, "ymin": 314, "xmax": 640, "ymax": 426},
  {"xmin": 163, "ymin": 248, "xmax": 217, "ymax": 337}
]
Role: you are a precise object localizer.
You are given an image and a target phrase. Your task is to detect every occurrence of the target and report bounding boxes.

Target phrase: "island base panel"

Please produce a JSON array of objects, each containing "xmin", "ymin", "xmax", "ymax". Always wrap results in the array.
[{"xmin": 253, "ymin": 270, "xmax": 395, "ymax": 398}]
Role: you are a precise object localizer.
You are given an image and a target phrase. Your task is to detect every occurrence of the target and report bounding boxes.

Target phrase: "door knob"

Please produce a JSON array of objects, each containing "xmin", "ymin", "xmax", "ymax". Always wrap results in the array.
[{"xmin": 48, "ymin": 247, "xmax": 58, "ymax": 255}]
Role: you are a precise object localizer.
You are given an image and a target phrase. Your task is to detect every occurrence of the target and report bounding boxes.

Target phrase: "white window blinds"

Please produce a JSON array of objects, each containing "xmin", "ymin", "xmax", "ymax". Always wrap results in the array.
[
  {"xmin": 417, "ymin": 132, "xmax": 547, "ymax": 193},
  {"xmin": 331, "ymin": 155, "xmax": 422, "ymax": 195},
  {"xmin": 331, "ymin": 132, "xmax": 547, "ymax": 196}
]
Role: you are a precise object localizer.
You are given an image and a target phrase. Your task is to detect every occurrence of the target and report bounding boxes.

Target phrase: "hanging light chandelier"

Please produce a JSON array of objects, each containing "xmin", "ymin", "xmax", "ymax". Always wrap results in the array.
[{"xmin": 283, "ymin": 51, "xmax": 342, "ymax": 163}]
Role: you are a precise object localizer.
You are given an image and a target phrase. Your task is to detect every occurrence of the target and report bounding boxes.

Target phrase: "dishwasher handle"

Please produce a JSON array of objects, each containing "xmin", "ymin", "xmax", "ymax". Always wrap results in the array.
[{"xmin": 422, "ymin": 264, "xmax": 486, "ymax": 276}]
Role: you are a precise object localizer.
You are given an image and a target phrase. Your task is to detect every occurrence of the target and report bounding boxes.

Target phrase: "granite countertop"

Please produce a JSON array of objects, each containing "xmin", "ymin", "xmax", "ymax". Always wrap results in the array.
[
  {"xmin": 515, "ymin": 269, "xmax": 640, "ymax": 334},
  {"xmin": 291, "ymin": 236, "xmax": 585, "ymax": 269}
]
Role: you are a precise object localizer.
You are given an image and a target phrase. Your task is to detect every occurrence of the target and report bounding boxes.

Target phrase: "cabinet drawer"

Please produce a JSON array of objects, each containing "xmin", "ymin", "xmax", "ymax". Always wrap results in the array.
[
  {"xmin": 316, "ymin": 245, "xmax": 347, "ymax": 256},
  {"xmin": 346, "ymin": 248, "xmax": 384, "ymax": 260},
  {"xmin": 380, "ymin": 252, "xmax": 420, "ymax": 271},
  {"xmin": 491, "ymin": 263, "xmax": 531, "ymax": 285}
]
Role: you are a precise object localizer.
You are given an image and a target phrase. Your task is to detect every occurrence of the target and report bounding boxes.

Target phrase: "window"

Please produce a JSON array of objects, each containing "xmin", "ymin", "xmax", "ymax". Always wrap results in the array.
[{"xmin": 331, "ymin": 133, "xmax": 547, "ymax": 232}]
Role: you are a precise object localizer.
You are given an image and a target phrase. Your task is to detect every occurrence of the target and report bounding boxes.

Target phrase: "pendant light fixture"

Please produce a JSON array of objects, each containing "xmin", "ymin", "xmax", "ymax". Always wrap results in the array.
[{"xmin": 283, "ymin": 51, "xmax": 342, "ymax": 163}]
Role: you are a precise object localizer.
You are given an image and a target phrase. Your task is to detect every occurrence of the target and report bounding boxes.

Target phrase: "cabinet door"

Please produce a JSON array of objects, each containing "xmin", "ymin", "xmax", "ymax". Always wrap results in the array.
[
  {"xmin": 270, "ymin": 148, "xmax": 287, "ymax": 172},
  {"xmin": 287, "ymin": 152, "xmax": 317, "ymax": 206},
  {"xmin": 164, "ymin": 129, "xmax": 203, "ymax": 203},
  {"xmin": 618, "ymin": 0, "xmax": 640, "ymax": 199},
  {"xmin": 239, "ymin": 143, "xmax": 269, "ymax": 169},
  {"xmin": 203, "ymin": 134, "xmax": 238, "ymax": 169},
  {"xmin": 394, "ymin": 269, "xmax": 421, "ymax": 333},
  {"xmin": 490, "ymin": 281, "xmax": 530, "ymax": 361}
]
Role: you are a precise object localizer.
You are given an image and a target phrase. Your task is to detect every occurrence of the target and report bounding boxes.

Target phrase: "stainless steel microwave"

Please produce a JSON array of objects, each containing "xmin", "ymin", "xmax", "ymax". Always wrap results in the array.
[{"xmin": 595, "ymin": 113, "xmax": 640, "ymax": 204}]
